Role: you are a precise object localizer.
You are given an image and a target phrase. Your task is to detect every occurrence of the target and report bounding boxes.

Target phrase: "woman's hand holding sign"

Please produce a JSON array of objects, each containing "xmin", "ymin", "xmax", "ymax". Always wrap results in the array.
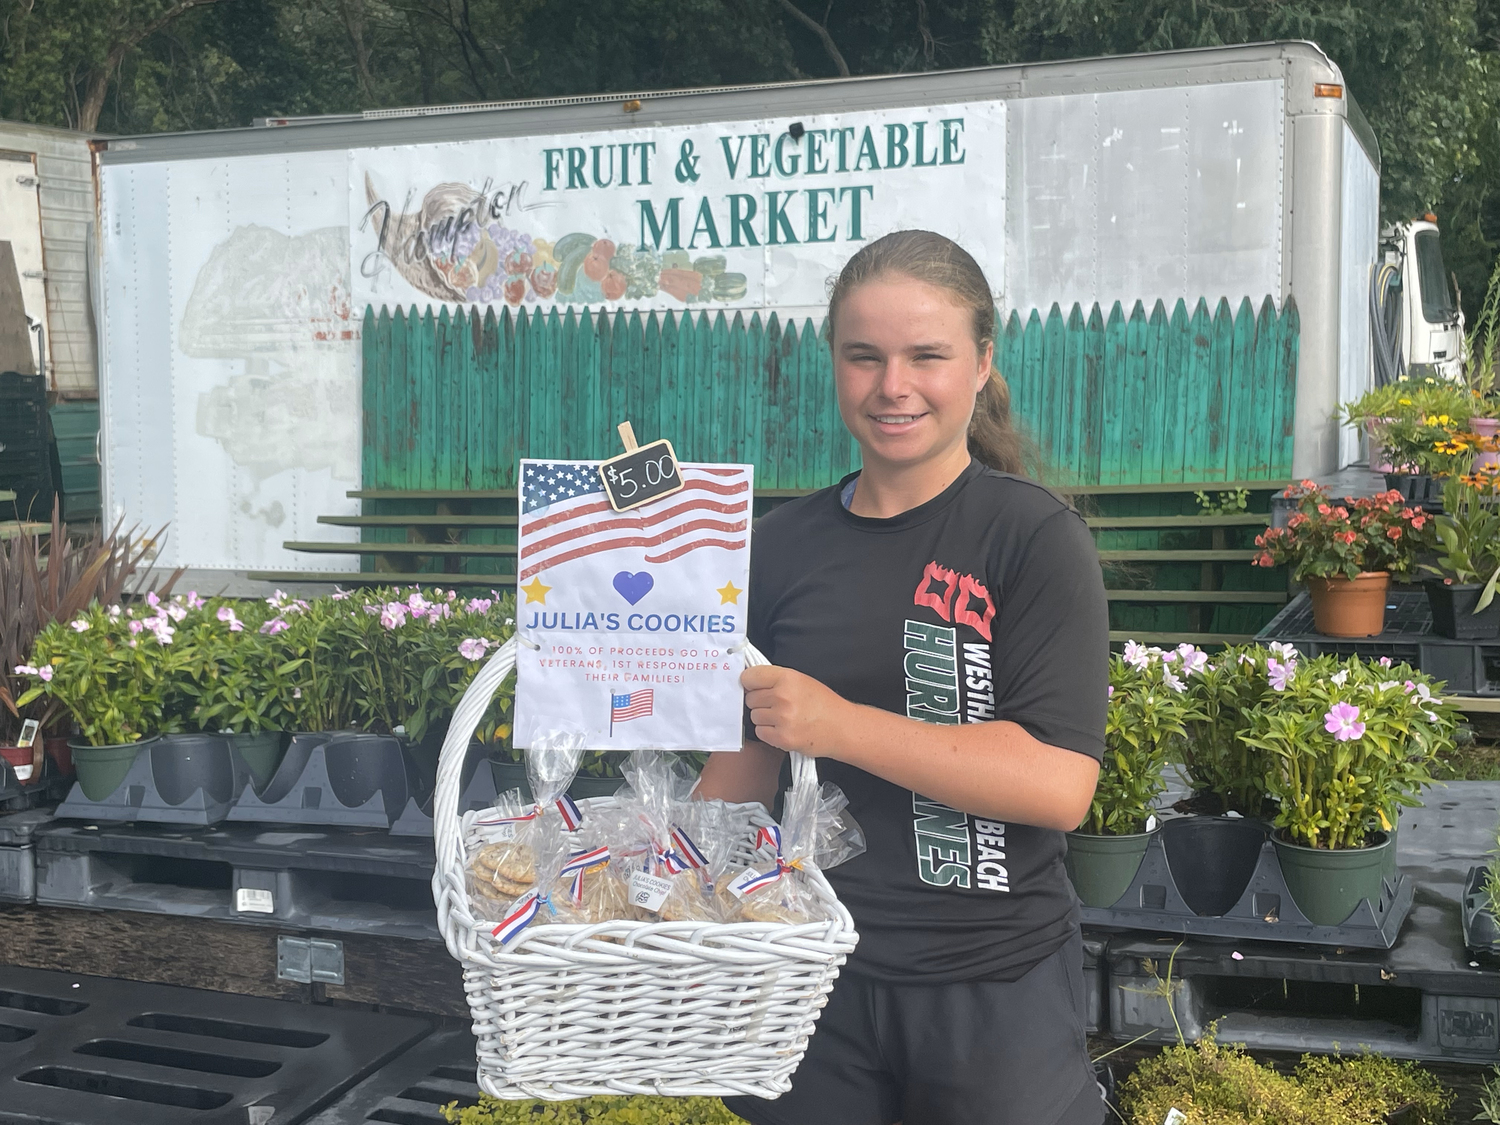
[{"xmin": 741, "ymin": 664, "xmax": 853, "ymax": 758}]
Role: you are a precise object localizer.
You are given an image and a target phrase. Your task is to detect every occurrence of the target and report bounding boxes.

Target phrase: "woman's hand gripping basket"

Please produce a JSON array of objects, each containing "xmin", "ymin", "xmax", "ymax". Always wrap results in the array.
[{"xmin": 432, "ymin": 637, "xmax": 860, "ymax": 1100}]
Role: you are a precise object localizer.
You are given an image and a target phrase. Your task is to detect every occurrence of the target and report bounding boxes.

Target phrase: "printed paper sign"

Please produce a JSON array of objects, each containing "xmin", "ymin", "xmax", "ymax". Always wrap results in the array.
[{"xmin": 512, "ymin": 458, "xmax": 753, "ymax": 751}]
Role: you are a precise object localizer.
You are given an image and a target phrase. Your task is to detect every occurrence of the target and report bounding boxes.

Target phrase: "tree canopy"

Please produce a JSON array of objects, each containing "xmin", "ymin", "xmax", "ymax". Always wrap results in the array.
[{"xmin": 1, "ymin": 0, "xmax": 1495, "ymax": 317}]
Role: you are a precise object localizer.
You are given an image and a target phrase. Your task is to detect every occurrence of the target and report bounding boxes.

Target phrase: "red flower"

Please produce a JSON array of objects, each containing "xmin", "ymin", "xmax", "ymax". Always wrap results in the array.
[
  {"xmin": 1288, "ymin": 512, "xmax": 1307, "ymax": 528},
  {"xmin": 1411, "ymin": 514, "xmax": 1427, "ymax": 529},
  {"xmin": 1255, "ymin": 552, "xmax": 1275, "ymax": 567},
  {"xmin": 1386, "ymin": 526, "xmax": 1402, "ymax": 539},
  {"xmin": 1335, "ymin": 530, "xmax": 1357, "ymax": 545},
  {"xmin": 1318, "ymin": 503, "xmax": 1332, "ymax": 515},
  {"xmin": 1333, "ymin": 507, "xmax": 1349, "ymax": 519}
]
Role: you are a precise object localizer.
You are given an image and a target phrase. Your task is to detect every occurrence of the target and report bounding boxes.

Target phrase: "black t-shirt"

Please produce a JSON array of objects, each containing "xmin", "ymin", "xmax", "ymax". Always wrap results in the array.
[{"xmin": 748, "ymin": 460, "xmax": 1109, "ymax": 984}]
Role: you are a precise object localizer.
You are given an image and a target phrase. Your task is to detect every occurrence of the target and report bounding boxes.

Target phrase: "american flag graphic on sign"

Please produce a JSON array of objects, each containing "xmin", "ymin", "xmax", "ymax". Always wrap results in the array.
[
  {"xmin": 518, "ymin": 461, "xmax": 751, "ymax": 581},
  {"xmin": 610, "ymin": 689, "xmax": 654, "ymax": 735}
]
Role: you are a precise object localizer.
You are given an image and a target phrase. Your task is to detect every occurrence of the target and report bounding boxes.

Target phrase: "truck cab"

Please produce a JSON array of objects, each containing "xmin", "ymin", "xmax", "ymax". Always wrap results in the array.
[{"xmin": 1382, "ymin": 216, "xmax": 1466, "ymax": 378}]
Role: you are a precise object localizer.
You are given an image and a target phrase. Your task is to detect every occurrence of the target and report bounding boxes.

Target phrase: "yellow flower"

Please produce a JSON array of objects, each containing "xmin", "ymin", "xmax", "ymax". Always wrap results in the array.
[
  {"xmin": 1399, "ymin": 398, "xmax": 1412, "ymax": 405},
  {"xmin": 1379, "ymin": 809, "xmax": 1391, "ymax": 831}
]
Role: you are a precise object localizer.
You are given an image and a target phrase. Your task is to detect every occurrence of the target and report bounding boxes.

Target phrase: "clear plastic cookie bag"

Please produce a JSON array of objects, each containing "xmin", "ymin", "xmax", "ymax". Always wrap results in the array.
[
  {"xmin": 463, "ymin": 786, "xmax": 539, "ymax": 923},
  {"xmin": 527, "ymin": 728, "xmax": 589, "ymax": 831},
  {"xmin": 550, "ymin": 803, "xmax": 633, "ymax": 925},
  {"xmin": 487, "ymin": 814, "xmax": 571, "ymax": 946},
  {"xmin": 612, "ymin": 749, "xmax": 701, "ymax": 919},
  {"xmin": 659, "ymin": 797, "xmax": 752, "ymax": 922},
  {"xmin": 724, "ymin": 777, "xmax": 866, "ymax": 924}
]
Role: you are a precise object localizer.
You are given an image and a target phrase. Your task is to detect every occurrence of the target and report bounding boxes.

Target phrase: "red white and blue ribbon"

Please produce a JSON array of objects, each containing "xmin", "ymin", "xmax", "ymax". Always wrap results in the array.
[
  {"xmin": 492, "ymin": 889, "xmax": 547, "ymax": 944},
  {"xmin": 475, "ymin": 806, "xmax": 540, "ymax": 827},
  {"xmin": 655, "ymin": 846, "xmax": 688, "ymax": 876},
  {"xmin": 555, "ymin": 794, "xmax": 584, "ymax": 831},
  {"xmin": 560, "ymin": 845, "xmax": 611, "ymax": 905},
  {"xmin": 738, "ymin": 825, "xmax": 794, "ymax": 895},
  {"xmin": 670, "ymin": 826, "xmax": 708, "ymax": 869}
]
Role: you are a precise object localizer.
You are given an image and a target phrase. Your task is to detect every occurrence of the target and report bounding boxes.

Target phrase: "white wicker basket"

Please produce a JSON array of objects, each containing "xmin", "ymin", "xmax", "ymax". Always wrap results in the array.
[{"xmin": 433, "ymin": 636, "xmax": 859, "ymax": 1100}]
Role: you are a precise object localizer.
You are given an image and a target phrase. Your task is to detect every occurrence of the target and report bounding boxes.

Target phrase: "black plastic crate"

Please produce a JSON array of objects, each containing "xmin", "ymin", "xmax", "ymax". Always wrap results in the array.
[
  {"xmin": 0, "ymin": 371, "xmax": 45, "ymax": 399},
  {"xmin": 1258, "ymin": 590, "xmax": 1500, "ymax": 695}
]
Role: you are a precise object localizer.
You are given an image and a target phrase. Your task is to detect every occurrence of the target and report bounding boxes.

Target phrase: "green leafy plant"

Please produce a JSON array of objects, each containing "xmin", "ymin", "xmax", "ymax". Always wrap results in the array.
[
  {"xmin": 1464, "ymin": 252, "xmax": 1500, "ymax": 405},
  {"xmin": 440, "ymin": 1095, "xmax": 746, "ymax": 1124},
  {"xmin": 1083, "ymin": 646, "xmax": 1198, "ymax": 835},
  {"xmin": 1193, "ymin": 488, "xmax": 1249, "ymax": 516},
  {"xmin": 16, "ymin": 598, "xmax": 188, "ymax": 747},
  {"xmin": 1343, "ymin": 377, "xmax": 1476, "ymax": 473},
  {"xmin": 1477, "ymin": 1064, "xmax": 1500, "ymax": 1123},
  {"xmin": 172, "ymin": 596, "xmax": 301, "ymax": 734},
  {"xmin": 0, "ymin": 509, "xmax": 169, "ymax": 744},
  {"xmin": 1171, "ymin": 642, "xmax": 1295, "ymax": 818},
  {"xmin": 1424, "ymin": 476, "xmax": 1500, "ymax": 609},
  {"xmin": 1239, "ymin": 654, "xmax": 1457, "ymax": 849},
  {"xmin": 1120, "ymin": 1030, "xmax": 1450, "ymax": 1125},
  {"xmin": 1253, "ymin": 482, "xmax": 1435, "ymax": 581}
]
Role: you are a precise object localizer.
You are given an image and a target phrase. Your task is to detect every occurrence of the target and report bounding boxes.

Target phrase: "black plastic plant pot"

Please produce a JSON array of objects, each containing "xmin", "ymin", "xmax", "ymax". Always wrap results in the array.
[
  {"xmin": 224, "ymin": 731, "xmax": 286, "ymax": 791},
  {"xmin": 251, "ymin": 732, "xmax": 330, "ymax": 805},
  {"xmin": 1425, "ymin": 580, "xmax": 1500, "ymax": 640},
  {"xmin": 1463, "ymin": 865, "xmax": 1500, "ymax": 956},
  {"xmin": 1384, "ymin": 472, "xmax": 1442, "ymax": 504},
  {"xmin": 322, "ymin": 733, "xmax": 410, "ymax": 811},
  {"xmin": 1064, "ymin": 826, "xmax": 1157, "ymax": 908},
  {"xmin": 69, "ymin": 737, "xmax": 153, "ymax": 802},
  {"xmin": 150, "ymin": 733, "xmax": 238, "ymax": 807},
  {"xmin": 1271, "ymin": 828, "xmax": 1391, "ymax": 927},
  {"xmin": 1161, "ymin": 815, "xmax": 1269, "ymax": 916}
]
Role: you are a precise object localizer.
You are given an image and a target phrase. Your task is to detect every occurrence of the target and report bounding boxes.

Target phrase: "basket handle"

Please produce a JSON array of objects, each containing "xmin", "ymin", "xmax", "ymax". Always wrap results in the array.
[{"xmin": 432, "ymin": 635, "xmax": 816, "ymax": 871}]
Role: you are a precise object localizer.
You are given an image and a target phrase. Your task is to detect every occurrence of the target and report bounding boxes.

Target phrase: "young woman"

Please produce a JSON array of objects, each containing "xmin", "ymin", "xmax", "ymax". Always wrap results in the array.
[{"xmin": 698, "ymin": 231, "xmax": 1109, "ymax": 1125}]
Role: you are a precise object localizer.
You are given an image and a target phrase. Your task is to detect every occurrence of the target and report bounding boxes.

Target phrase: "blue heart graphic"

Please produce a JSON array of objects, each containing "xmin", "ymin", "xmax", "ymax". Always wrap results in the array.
[{"xmin": 612, "ymin": 571, "xmax": 654, "ymax": 605}]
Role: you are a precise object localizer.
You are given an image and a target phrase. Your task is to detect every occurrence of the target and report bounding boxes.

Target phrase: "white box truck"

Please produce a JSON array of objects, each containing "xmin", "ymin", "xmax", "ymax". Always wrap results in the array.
[{"xmin": 92, "ymin": 40, "xmax": 1384, "ymax": 578}]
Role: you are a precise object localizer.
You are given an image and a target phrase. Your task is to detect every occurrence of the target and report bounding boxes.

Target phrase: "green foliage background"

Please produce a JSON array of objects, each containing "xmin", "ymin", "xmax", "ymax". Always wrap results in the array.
[{"xmin": 0, "ymin": 0, "xmax": 1495, "ymax": 320}]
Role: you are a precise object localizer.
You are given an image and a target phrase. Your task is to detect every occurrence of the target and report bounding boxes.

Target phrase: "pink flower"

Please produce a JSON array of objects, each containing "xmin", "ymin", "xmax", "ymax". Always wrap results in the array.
[
  {"xmin": 14, "ymin": 664, "xmax": 38, "ymax": 676},
  {"xmin": 1324, "ymin": 701, "xmax": 1365, "ymax": 742},
  {"xmin": 149, "ymin": 620, "xmax": 175, "ymax": 644},
  {"xmin": 331, "ymin": 587, "xmax": 351, "ymax": 601},
  {"xmin": 259, "ymin": 618, "xmax": 289, "ymax": 636},
  {"xmin": 146, "ymin": 591, "xmax": 160, "ymax": 608},
  {"xmin": 38, "ymin": 664, "xmax": 52, "ymax": 682},
  {"xmin": 466, "ymin": 597, "xmax": 494, "ymax": 615},
  {"xmin": 1175, "ymin": 643, "xmax": 1209, "ymax": 675},
  {"xmin": 1122, "ymin": 640, "xmax": 1151, "ymax": 669},
  {"xmin": 1267, "ymin": 658, "xmax": 1294, "ymax": 691},
  {"xmin": 1107, "ymin": 685, "xmax": 1114, "ymax": 698},
  {"xmin": 70, "ymin": 619, "xmax": 90, "ymax": 632},
  {"xmin": 458, "ymin": 637, "xmax": 491, "ymax": 661},
  {"xmin": 129, "ymin": 619, "xmax": 146, "ymax": 635},
  {"xmin": 165, "ymin": 603, "xmax": 187, "ymax": 622},
  {"xmin": 217, "ymin": 606, "xmax": 245, "ymax": 633},
  {"xmin": 1379, "ymin": 656, "xmax": 1392, "ymax": 667},
  {"xmin": 1162, "ymin": 669, "xmax": 1185, "ymax": 692},
  {"xmin": 380, "ymin": 603, "xmax": 407, "ymax": 630},
  {"xmin": 185, "ymin": 591, "xmax": 205, "ymax": 609}
]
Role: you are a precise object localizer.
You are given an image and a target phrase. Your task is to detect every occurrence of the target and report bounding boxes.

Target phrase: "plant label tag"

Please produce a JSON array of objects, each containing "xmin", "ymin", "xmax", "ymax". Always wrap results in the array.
[
  {"xmin": 1162, "ymin": 1110, "xmax": 1187, "ymax": 1125},
  {"xmin": 629, "ymin": 871, "xmax": 674, "ymax": 913},
  {"xmin": 728, "ymin": 866, "xmax": 767, "ymax": 901},
  {"xmin": 236, "ymin": 888, "xmax": 275, "ymax": 914},
  {"xmin": 10, "ymin": 764, "xmax": 32, "ymax": 782},
  {"xmin": 599, "ymin": 438, "xmax": 685, "ymax": 512},
  {"xmin": 17, "ymin": 719, "xmax": 39, "ymax": 749}
]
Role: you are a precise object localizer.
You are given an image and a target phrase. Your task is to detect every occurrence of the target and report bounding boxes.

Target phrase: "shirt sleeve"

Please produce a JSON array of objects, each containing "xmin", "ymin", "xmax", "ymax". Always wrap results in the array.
[{"xmin": 990, "ymin": 507, "xmax": 1108, "ymax": 760}]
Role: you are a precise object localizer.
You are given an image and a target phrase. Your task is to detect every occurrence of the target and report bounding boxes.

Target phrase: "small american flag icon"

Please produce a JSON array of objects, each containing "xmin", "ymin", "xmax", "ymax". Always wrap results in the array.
[{"xmin": 610, "ymin": 689, "xmax": 654, "ymax": 735}]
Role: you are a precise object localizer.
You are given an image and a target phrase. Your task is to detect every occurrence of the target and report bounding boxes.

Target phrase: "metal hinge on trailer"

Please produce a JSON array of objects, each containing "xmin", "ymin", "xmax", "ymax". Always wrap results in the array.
[{"xmin": 277, "ymin": 935, "xmax": 345, "ymax": 984}]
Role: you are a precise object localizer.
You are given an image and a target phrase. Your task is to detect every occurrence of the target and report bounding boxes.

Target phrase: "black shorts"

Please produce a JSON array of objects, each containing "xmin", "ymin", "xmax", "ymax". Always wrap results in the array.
[{"xmin": 723, "ymin": 930, "xmax": 1104, "ymax": 1125}]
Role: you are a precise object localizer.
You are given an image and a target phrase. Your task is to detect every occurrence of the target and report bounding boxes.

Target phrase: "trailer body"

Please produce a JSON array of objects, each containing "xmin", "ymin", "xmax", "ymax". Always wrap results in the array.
[{"xmin": 92, "ymin": 41, "xmax": 1378, "ymax": 575}]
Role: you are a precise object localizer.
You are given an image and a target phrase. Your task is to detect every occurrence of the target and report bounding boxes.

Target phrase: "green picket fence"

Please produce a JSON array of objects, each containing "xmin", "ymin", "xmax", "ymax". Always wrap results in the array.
[{"xmin": 359, "ymin": 295, "xmax": 1298, "ymax": 491}]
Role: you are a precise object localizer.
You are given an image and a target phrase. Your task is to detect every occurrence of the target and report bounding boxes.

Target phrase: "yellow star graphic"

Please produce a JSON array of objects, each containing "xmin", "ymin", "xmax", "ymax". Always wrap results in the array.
[
  {"xmin": 520, "ymin": 576, "xmax": 552, "ymax": 604},
  {"xmin": 716, "ymin": 580, "xmax": 743, "ymax": 605}
]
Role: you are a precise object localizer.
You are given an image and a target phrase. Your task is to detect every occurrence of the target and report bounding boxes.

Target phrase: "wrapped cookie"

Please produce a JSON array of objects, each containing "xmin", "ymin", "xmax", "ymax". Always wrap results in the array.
[
  {"xmin": 551, "ymin": 806, "xmax": 633, "ymax": 924},
  {"xmin": 463, "ymin": 787, "xmax": 540, "ymax": 923},
  {"xmin": 725, "ymin": 778, "xmax": 865, "ymax": 925},
  {"xmin": 660, "ymin": 799, "xmax": 752, "ymax": 922},
  {"xmin": 488, "ymin": 815, "xmax": 571, "ymax": 945},
  {"xmin": 612, "ymin": 750, "xmax": 705, "ymax": 920}
]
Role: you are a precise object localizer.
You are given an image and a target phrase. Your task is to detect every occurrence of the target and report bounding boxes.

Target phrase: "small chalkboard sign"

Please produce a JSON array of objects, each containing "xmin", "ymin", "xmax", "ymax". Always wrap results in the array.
[{"xmin": 599, "ymin": 422, "xmax": 685, "ymax": 512}]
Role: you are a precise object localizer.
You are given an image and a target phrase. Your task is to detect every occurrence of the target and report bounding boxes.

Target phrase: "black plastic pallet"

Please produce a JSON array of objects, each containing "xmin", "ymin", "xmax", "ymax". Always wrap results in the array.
[
  {"xmin": 0, "ymin": 963, "xmax": 430, "ymax": 1124},
  {"xmin": 34, "ymin": 821, "xmax": 441, "ymax": 940},
  {"xmin": 306, "ymin": 1026, "xmax": 479, "ymax": 1125},
  {"xmin": 1098, "ymin": 781, "xmax": 1500, "ymax": 1061},
  {"xmin": 1258, "ymin": 590, "xmax": 1500, "ymax": 695},
  {"xmin": 0, "ymin": 752, "xmax": 71, "ymax": 813}
]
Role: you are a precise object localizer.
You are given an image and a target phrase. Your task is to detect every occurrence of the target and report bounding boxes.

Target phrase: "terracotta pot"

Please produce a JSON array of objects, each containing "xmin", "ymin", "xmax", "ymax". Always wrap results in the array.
[
  {"xmin": 1306, "ymin": 571, "xmax": 1391, "ymax": 637},
  {"xmin": 0, "ymin": 745, "xmax": 36, "ymax": 783},
  {"xmin": 44, "ymin": 735, "xmax": 73, "ymax": 777}
]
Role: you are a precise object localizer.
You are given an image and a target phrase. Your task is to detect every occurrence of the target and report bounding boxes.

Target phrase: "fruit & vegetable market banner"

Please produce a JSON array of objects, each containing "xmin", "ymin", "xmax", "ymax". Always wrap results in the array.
[{"xmin": 351, "ymin": 101, "xmax": 1005, "ymax": 314}]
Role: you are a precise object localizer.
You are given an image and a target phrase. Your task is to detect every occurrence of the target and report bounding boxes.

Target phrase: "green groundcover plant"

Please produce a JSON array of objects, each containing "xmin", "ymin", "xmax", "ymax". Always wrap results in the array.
[
  {"xmin": 1120, "ymin": 1031, "xmax": 1450, "ymax": 1125},
  {"xmin": 441, "ymin": 1096, "xmax": 745, "ymax": 1124}
]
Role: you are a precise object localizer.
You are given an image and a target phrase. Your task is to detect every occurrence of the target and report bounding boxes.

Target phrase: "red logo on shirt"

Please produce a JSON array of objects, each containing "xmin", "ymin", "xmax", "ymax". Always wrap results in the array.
[{"xmin": 913, "ymin": 562, "xmax": 995, "ymax": 641}]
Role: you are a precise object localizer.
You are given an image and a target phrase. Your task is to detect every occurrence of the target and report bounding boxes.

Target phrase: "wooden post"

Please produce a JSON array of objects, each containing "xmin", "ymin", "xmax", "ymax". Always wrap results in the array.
[{"xmin": 617, "ymin": 421, "xmax": 639, "ymax": 452}]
